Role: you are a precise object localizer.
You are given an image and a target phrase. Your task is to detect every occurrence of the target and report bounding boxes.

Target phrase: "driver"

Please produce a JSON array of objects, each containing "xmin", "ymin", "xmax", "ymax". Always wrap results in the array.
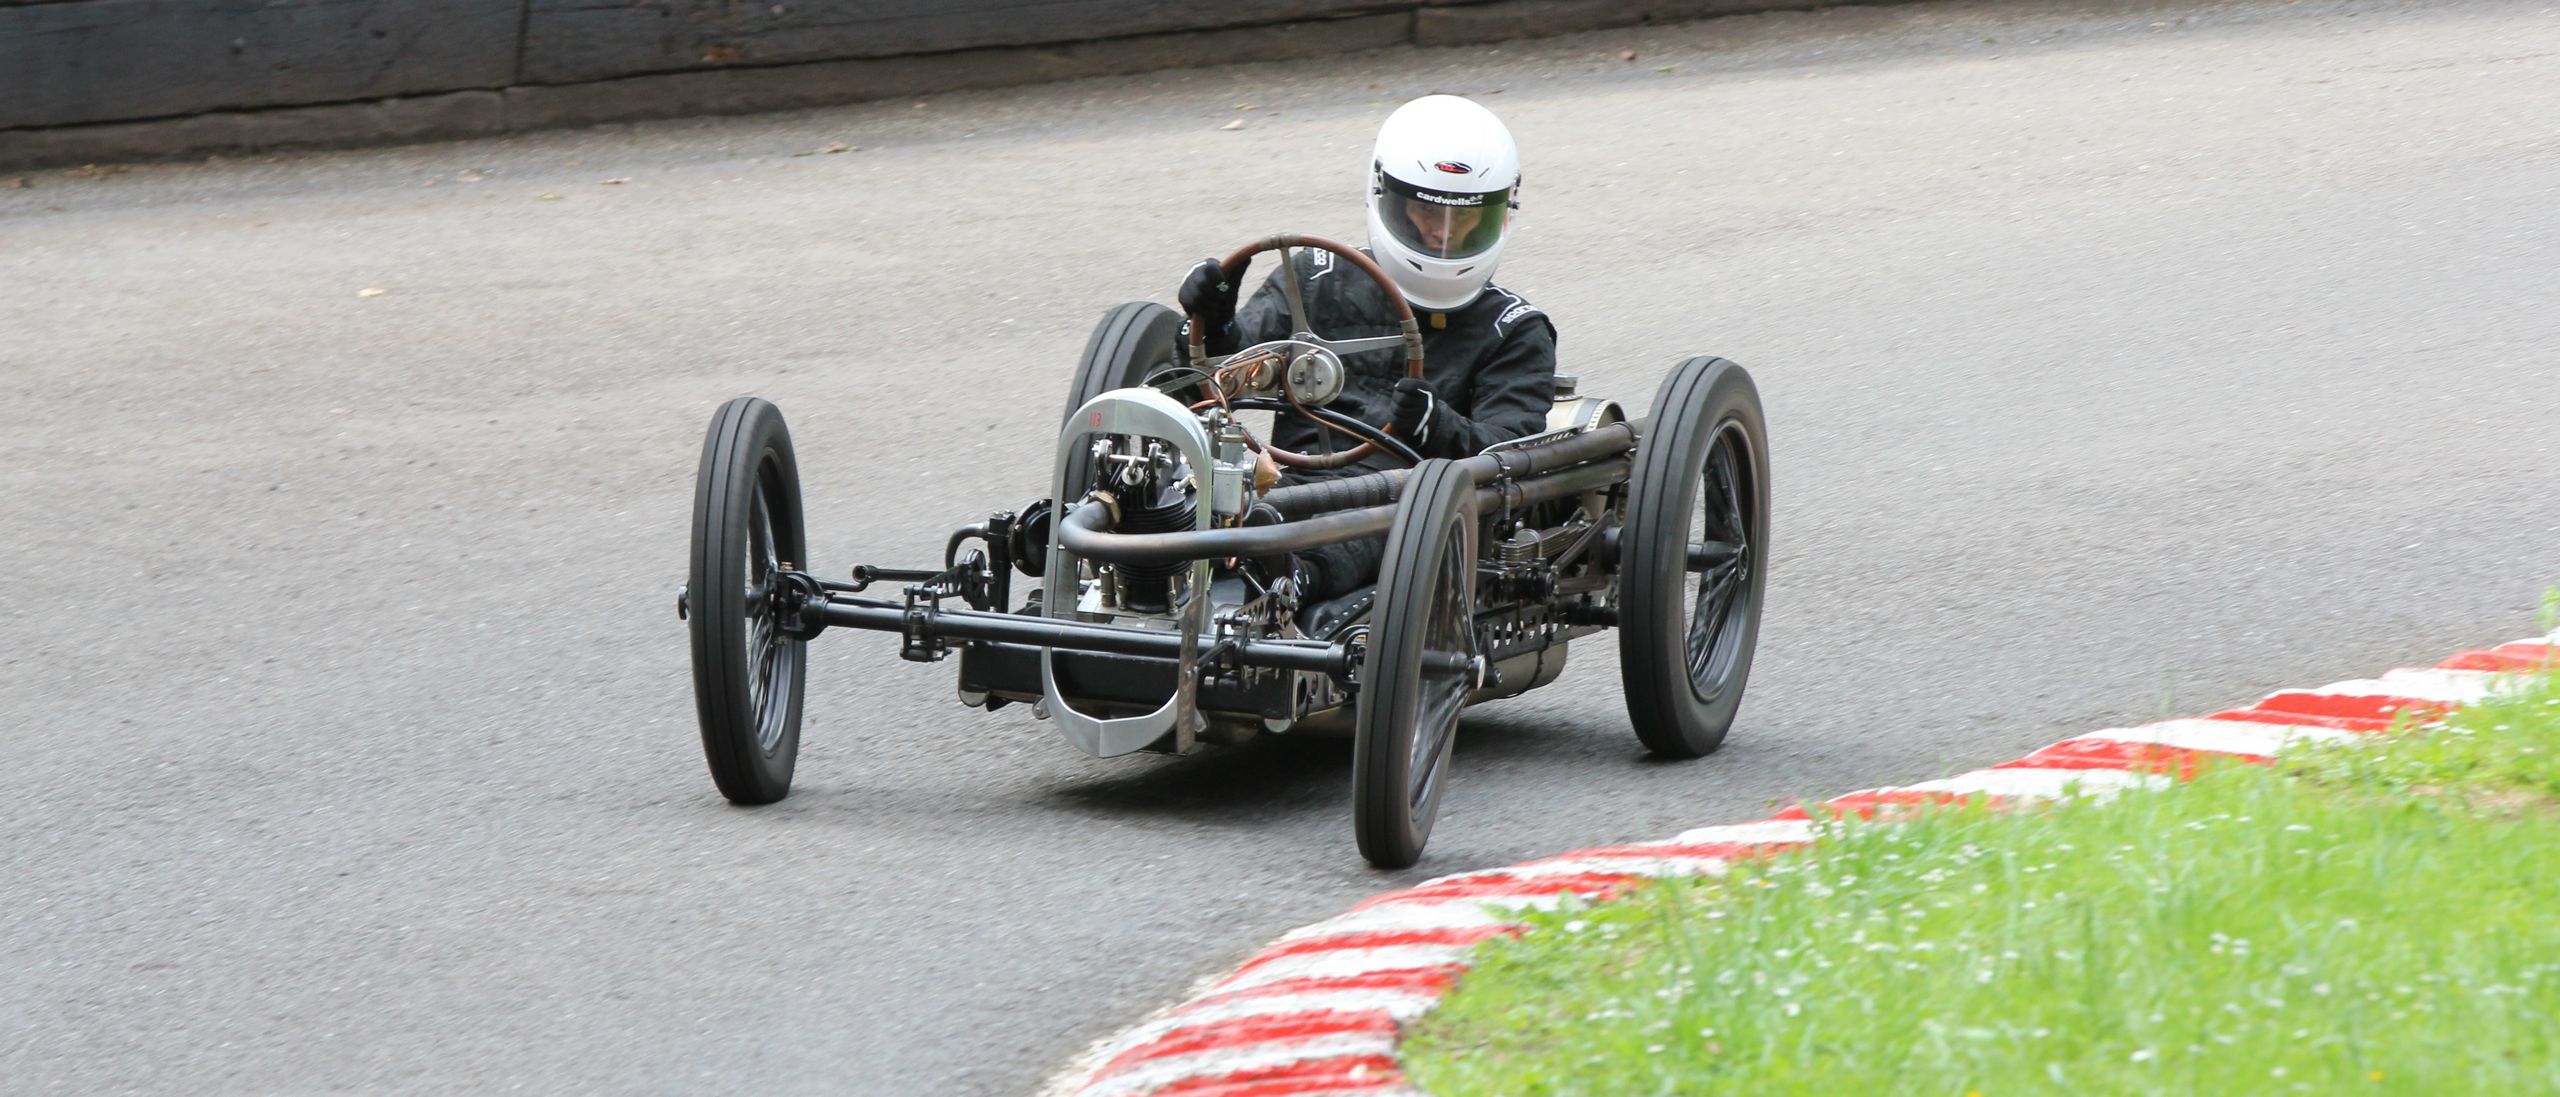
[{"xmin": 1178, "ymin": 94, "xmax": 1557, "ymax": 607}]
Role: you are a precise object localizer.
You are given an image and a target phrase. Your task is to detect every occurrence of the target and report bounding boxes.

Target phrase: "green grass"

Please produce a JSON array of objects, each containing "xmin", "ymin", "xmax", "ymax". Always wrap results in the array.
[{"xmin": 1403, "ymin": 668, "xmax": 2560, "ymax": 1095}]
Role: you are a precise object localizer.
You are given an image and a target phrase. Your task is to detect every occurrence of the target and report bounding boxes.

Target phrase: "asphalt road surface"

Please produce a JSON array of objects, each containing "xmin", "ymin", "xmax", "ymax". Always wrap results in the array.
[{"xmin": 4, "ymin": 0, "xmax": 2554, "ymax": 1093}]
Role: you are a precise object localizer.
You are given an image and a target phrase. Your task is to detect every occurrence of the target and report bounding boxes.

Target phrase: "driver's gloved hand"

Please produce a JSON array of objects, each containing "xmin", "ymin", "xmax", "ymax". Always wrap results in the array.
[
  {"xmin": 1177, "ymin": 258, "xmax": 1244, "ymax": 357},
  {"xmin": 1390, "ymin": 377, "xmax": 1451, "ymax": 454},
  {"xmin": 1177, "ymin": 258, "xmax": 1239, "ymax": 333}
]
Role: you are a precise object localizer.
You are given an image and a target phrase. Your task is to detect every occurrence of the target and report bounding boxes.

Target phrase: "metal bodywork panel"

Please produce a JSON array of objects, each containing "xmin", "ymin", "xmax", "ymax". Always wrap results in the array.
[{"xmin": 1041, "ymin": 387, "xmax": 1217, "ymax": 757}]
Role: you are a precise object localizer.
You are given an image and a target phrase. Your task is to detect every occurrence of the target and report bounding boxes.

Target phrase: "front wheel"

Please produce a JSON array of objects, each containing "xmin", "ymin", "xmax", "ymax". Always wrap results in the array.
[
  {"xmin": 689, "ymin": 396, "xmax": 808, "ymax": 804},
  {"xmin": 1618, "ymin": 357, "xmax": 1770, "ymax": 758},
  {"xmin": 1353, "ymin": 459, "xmax": 1479, "ymax": 869},
  {"xmin": 1060, "ymin": 301, "xmax": 1183, "ymax": 499}
]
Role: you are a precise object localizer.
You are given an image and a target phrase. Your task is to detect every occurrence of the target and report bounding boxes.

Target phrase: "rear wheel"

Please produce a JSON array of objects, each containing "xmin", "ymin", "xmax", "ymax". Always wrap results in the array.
[
  {"xmin": 1618, "ymin": 357, "xmax": 1770, "ymax": 758},
  {"xmin": 1060, "ymin": 301, "xmax": 1183, "ymax": 497},
  {"xmin": 1354, "ymin": 459, "xmax": 1479, "ymax": 869},
  {"xmin": 689, "ymin": 397, "xmax": 808, "ymax": 804}
]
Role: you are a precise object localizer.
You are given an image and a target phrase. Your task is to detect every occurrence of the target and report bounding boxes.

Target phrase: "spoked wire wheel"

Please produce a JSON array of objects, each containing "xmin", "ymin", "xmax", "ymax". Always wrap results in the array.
[
  {"xmin": 1618, "ymin": 357, "xmax": 1770, "ymax": 758},
  {"xmin": 1353, "ymin": 459, "xmax": 1479, "ymax": 869},
  {"xmin": 689, "ymin": 396, "xmax": 808, "ymax": 804}
]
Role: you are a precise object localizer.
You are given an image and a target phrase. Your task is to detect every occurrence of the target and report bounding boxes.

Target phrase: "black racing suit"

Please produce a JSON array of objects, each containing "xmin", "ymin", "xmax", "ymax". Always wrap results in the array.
[{"xmin": 1214, "ymin": 248, "xmax": 1558, "ymax": 604}]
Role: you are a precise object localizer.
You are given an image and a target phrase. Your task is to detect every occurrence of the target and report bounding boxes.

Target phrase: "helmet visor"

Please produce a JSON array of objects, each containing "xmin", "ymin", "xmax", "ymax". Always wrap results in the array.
[{"xmin": 1377, "ymin": 174, "xmax": 1510, "ymax": 261}]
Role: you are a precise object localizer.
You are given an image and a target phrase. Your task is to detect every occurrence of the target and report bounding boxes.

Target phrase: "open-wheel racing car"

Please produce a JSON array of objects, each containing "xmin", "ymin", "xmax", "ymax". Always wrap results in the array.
[{"xmin": 681, "ymin": 235, "xmax": 1770, "ymax": 867}]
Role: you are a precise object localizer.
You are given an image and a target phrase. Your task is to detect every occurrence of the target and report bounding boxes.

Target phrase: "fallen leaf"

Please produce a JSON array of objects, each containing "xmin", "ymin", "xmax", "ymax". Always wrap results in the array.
[
  {"xmin": 537, "ymin": 192, "xmax": 562, "ymax": 200},
  {"xmin": 1220, "ymin": 119, "xmax": 1246, "ymax": 131},
  {"xmin": 821, "ymin": 141, "xmax": 852, "ymax": 154},
  {"xmin": 357, "ymin": 288, "xmax": 389, "ymax": 298},
  {"xmin": 1236, "ymin": 103, "xmax": 1260, "ymax": 110},
  {"xmin": 1617, "ymin": 49, "xmax": 1638, "ymax": 61},
  {"xmin": 66, "ymin": 163, "xmax": 128, "ymax": 180},
  {"xmin": 701, "ymin": 43, "xmax": 745, "ymax": 63},
  {"xmin": 600, "ymin": 177, "xmax": 630, "ymax": 185},
  {"xmin": 1483, "ymin": 87, "xmax": 1504, "ymax": 94},
  {"xmin": 1656, "ymin": 65, "xmax": 1678, "ymax": 73},
  {"xmin": 4, "ymin": 177, "xmax": 27, "ymax": 189},
  {"xmin": 1368, "ymin": 82, "xmax": 1383, "ymax": 90},
  {"xmin": 457, "ymin": 170, "xmax": 485, "ymax": 182}
]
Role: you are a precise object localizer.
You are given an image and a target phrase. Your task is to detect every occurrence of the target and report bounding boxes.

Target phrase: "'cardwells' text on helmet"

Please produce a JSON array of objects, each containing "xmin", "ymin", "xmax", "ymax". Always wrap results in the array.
[{"xmin": 1364, "ymin": 95, "xmax": 1521, "ymax": 311}]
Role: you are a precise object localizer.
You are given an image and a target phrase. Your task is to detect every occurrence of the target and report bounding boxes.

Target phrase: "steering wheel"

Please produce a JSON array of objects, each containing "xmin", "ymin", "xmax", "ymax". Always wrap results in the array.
[{"xmin": 1183, "ymin": 234, "xmax": 1428, "ymax": 470}]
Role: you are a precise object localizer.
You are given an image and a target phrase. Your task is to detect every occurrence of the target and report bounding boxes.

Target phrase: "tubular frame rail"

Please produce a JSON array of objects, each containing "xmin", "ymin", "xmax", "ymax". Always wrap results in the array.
[{"xmin": 759, "ymin": 417, "xmax": 1644, "ymax": 680}]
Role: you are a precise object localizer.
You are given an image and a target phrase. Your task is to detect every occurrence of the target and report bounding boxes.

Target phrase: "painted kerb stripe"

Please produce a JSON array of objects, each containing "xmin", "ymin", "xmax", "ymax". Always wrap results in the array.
[{"xmin": 1044, "ymin": 632, "xmax": 2558, "ymax": 1097}]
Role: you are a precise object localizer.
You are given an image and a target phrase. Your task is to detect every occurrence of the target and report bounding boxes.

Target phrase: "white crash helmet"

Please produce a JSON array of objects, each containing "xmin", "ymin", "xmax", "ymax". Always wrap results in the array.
[{"xmin": 1364, "ymin": 95, "xmax": 1521, "ymax": 311}]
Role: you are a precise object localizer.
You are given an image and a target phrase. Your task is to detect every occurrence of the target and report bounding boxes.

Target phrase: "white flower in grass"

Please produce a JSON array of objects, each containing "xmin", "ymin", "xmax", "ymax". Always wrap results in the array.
[
  {"xmin": 2271, "ymin": 1066, "xmax": 2288, "ymax": 1078},
  {"xmin": 2130, "ymin": 1048, "xmax": 2156, "ymax": 1063},
  {"xmin": 1783, "ymin": 1002, "xmax": 1802, "ymax": 1017}
]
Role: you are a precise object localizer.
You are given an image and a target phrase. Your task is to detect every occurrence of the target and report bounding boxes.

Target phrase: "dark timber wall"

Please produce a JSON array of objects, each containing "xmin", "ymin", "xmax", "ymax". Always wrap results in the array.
[{"xmin": 0, "ymin": 0, "xmax": 1859, "ymax": 168}]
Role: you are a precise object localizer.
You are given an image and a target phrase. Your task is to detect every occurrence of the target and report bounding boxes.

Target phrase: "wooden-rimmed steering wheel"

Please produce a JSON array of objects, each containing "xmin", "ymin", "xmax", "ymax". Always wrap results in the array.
[{"xmin": 1183, "ymin": 234, "xmax": 1428, "ymax": 470}]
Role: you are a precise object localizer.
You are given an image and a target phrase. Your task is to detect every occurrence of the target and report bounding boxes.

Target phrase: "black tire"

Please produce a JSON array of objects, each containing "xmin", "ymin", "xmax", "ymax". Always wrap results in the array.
[
  {"xmin": 1059, "ymin": 301, "xmax": 1184, "ymax": 499},
  {"xmin": 689, "ymin": 396, "xmax": 808, "ymax": 804},
  {"xmin": 1618, "ymin": 357, "xmax": 1770, "ymax": 759},
  {"xmin": 1353, "ymin": 459, "xmax": 1479, "ymax": 869}
]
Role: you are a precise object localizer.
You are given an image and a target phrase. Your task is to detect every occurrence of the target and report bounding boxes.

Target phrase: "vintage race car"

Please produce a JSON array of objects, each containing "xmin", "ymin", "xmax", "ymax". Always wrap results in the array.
[{"xmin": 680, "ymin": 234, "xmax": 1770, "ymax": 867}]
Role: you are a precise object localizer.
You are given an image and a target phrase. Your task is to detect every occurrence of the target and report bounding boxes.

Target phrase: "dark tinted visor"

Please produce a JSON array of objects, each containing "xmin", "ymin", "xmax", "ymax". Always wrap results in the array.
[{"xmin": 1378, "ymin": 175, "xmax": 1510, "ymax": 260}]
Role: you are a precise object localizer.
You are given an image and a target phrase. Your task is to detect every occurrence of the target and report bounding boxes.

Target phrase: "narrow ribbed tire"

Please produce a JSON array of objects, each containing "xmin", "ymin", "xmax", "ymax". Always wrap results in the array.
[
  {"xmin": 1353, "ymin": 459, "xmax": 1479, "ymax": 869},
  {"xmin": 1060, "ymin": 302, "xmax": 1184, "ymax": 498},
  {"xmin": 689, "ymin": 396, "xmax": 808, "ymax": 805},
  {"xmin": 1618, "ymin": 357, "xmax": 1770, "ymax": 759}
]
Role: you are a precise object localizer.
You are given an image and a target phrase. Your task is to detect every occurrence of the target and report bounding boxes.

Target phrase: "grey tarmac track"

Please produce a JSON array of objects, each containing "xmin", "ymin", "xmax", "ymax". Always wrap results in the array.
[{"xmin": 2, "ymin": 1, "xmax": 2554, "ymax": 1093}]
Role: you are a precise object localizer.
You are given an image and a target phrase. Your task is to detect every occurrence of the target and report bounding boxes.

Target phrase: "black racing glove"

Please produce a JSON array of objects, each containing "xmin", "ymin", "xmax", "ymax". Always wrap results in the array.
[
  {"xmin": 1177, "ymin": 258, "xmax": 1239, "ymax": 332},
  {"xmin": 1390, "ymin": 377, "xmax": 1448, "ymax": 452}
]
